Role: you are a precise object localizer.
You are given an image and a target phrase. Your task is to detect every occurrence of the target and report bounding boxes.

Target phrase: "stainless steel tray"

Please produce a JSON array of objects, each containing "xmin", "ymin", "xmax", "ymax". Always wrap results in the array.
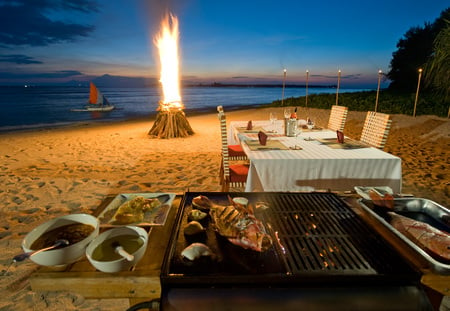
[{"xmin": 358, "ymin": 198, "xmax": 450, "ymax": 275}]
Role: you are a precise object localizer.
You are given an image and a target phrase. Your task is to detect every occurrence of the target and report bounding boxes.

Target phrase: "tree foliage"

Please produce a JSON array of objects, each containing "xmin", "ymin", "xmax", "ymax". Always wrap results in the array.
[
  {"xmin": 387, "ymin": 7, "xmax": 450, "ymax": 93},
  {"xmin": 423, "ymin": 19, "xmax": 450, "ymax": 102}
]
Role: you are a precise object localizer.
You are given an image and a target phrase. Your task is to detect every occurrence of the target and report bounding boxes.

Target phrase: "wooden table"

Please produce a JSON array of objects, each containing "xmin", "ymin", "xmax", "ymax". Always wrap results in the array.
[
  {"xmin": 29, "ymin": 193, "xmax": 449, "ymax": 309},
  {"xmin": 29, "ymin": 194, "xmax": 182, "ymax": 307}
]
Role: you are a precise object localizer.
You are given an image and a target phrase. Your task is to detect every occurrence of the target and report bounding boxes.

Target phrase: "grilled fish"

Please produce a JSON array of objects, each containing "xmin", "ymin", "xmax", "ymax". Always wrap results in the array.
[
  {"xmin": 192, "ymin": 195, "xmax": 272, "ymax": 252},
  {"xmin": 388, "ymin": 212, "xmax": 450, "ymax": 262}
]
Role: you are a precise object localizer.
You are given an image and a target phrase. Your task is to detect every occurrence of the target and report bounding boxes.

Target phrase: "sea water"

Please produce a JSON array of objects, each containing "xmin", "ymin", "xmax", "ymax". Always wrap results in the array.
[{"xmin": 0, "ymin": 85, "xmax": 365, "ymax": 132}]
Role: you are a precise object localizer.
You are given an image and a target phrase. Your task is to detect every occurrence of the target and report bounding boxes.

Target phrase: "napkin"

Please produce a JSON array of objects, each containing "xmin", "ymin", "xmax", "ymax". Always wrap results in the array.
[
  {"xmin": 336, "ymin": 130, "xmax": 344, "ymax": 144},
  {"xmin": 247, "ymin": 120, "xmax": 253, "ymax": 130},
  {"xmin": 258, "ymin": 131, "xmax": 268, "ymax": 145}
]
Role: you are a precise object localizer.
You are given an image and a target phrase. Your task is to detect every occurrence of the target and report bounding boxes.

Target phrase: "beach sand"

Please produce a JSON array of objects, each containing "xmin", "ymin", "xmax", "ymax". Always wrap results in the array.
[{"xmin": 0, "ymin": 107, "xmax": 448, "ymax": 310}]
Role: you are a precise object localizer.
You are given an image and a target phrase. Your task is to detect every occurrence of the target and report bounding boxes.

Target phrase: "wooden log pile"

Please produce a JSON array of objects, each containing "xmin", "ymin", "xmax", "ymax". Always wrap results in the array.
[{"xmin": 148, "ymin": 108, "xmax": 194, "ymax": 139}]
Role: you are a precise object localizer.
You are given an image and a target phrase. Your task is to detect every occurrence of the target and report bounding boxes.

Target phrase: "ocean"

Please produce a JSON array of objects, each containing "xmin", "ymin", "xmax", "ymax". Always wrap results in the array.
[{"xmin": 0, "ymin": 85, "xmax": 367, "ymax": 132}]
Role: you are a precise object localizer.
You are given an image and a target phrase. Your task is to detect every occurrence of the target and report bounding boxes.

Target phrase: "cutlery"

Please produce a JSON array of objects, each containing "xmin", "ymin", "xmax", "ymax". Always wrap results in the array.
[
  {"xmin": 13, "ymin": 239, "xmax": 69, "ymax": 262},
  {"xmin": 112, "ymin": 241, "xmax": 134, "ymax": 261}
]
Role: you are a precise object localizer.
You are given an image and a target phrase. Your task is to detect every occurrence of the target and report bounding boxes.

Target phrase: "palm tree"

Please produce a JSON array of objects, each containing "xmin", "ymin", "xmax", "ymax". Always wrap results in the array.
[{"xmin": 423, "ymin": 19, "xmax": 450, "ymax": 103}]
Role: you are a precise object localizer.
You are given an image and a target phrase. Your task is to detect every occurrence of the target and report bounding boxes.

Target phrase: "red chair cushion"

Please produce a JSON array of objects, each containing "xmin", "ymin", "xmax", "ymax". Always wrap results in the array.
[
  {"xmin": 229, "ymin": 164, "xmax": 249, "ymax": 182},
  {"xmin": 228, "ymin": 144, "xmax": 246, "ymax": 157}
]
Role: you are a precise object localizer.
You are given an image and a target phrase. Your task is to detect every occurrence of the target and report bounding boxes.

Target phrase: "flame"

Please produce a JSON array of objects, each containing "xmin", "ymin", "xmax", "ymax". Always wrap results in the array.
[{"xmin": 154, "ymin": 13, "xmax": 183, "ymax": 111}]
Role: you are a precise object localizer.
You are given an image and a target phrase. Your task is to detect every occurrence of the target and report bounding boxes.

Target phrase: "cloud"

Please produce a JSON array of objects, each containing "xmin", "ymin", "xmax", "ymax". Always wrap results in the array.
[
  {"xmin": 0, "ymin": 70, "xmax": 84, "ymax": 79},
  {"xmin": 0, "ymin": 54, "xmax": 43, "ymax": 64},
  {"xmin": 0, "ymin": 0, "xmax": 98, "ymax": 46}
]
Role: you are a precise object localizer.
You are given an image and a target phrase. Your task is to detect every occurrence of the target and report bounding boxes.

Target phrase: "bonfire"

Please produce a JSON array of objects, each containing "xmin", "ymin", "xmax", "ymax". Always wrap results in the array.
[{"xmin": 149, "ymin": 13, "xmax": 194, "ymax": 139}]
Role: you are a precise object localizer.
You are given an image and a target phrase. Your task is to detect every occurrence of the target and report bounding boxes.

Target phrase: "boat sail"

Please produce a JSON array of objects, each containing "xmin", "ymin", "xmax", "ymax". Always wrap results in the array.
[{"xmin": 71, "ymin": 82, "xmax": 115, "ymax": 112}]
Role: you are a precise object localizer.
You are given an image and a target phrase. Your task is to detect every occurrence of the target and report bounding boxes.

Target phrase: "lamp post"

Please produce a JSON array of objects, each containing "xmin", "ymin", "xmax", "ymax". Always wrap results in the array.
[
  {"xmin": 305, "ymin": 70, "xmax": 309, "ymax": 108},
  {"xmin": 413, "ymin": 68, "xmax": 423, "ymax": 117},
  {"xmin": 375, "ymin": 69, "xmax": 382, "ymax": 112},
  {"xmin": 281, "ymin": 68, "xmax": 287, "ymax": 106},
  {"xmin": 335, "ymin": 69, "xmax": 341, "ymax": 106}
]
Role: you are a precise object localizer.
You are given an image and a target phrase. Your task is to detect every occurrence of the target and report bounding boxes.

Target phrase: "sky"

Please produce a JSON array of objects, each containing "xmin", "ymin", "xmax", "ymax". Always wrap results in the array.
[{"xmin": 0, "ymin": 0, "xmax": 448, "ymax": 88}]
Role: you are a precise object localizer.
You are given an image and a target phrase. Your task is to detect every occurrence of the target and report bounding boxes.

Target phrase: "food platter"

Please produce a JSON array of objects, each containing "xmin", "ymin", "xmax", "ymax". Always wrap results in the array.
[
  {"xmin": 97, "ymin": 193, "xmax": 176, "ymax": 227},
  {"xmin": 354, "ymin": 186, "xmax": 394, "ymax": 201},
  {"xmin": 358, "ymin": 198, "xmax": 450, "ymax": 274}
]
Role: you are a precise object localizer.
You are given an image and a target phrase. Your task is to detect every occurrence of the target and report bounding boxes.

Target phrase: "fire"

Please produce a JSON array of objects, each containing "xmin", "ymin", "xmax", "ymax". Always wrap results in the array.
[{"xmin": 154, "ymin": 13, "xmax": 183, "ymax": 111}]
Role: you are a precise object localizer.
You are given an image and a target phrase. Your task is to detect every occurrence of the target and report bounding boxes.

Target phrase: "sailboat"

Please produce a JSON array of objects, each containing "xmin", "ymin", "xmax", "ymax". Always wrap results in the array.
[{"xmin": 71, "ymin": 82, "xmax": 115, "ymax": 112}]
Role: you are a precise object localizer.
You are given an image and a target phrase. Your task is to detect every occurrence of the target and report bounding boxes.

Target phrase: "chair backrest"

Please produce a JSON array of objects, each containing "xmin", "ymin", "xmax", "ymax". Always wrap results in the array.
[
  {"xmin": 327, "ymin": 105, "xmax": 348, "ymax": 131},
  {"xmin": 360, "ymin": 111, "xmax": 392, "ymax": 149},
  {"xmin": 217, "ymin": 105, "xmax": 230, "ymax": 178}
]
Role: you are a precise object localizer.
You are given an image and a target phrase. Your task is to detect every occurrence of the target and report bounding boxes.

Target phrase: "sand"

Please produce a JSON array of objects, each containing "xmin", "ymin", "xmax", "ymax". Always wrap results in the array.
[{"xmin": 0, "ymin": 107, "xmax": 448, "ymax": 310}]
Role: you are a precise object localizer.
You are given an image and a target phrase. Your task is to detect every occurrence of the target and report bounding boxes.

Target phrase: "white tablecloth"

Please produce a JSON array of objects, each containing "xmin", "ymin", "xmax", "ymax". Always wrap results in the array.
[{"xmin": 229, "ymin": 121, "xmax": 402, "ymax": 193}]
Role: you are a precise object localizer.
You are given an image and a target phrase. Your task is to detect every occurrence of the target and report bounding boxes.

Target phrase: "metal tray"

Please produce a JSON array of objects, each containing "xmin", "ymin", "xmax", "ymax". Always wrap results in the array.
[
  {"xmin": 358, "ymin": 198, "xmax": 450, "ymax": 274},
  {"xmin": 97, "ymin": 193, "xmax": 175, "ymax": 227}
]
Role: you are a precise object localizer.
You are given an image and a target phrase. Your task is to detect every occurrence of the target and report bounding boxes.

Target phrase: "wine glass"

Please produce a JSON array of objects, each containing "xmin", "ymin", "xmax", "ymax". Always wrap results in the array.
[
  {"xmin": 307, "ymin": 118, "xmax": 315, "ymax": 130},
  {"xmin": 293, "ymin": 122, "xmax": 302, "ymax": 149},
  {"xmin": 269, "ymin": 112, "xmax": 277, "ymax": 125},
  {"xmin": 283, "ymin": 108, "xmax": 291, "ymax": 119}
]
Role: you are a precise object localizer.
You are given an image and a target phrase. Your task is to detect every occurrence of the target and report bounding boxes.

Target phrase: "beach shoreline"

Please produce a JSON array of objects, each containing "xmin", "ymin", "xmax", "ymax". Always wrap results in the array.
[{"xmin": 0, "ymin": 106, "xmax": 448, "ymax": 310}]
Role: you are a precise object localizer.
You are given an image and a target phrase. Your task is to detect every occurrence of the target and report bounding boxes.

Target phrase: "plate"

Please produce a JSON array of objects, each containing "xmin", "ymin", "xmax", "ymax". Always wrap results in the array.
[
  {"xmin": 98, "ymin": 193, "xmax": 176, "ymax": 227},
  {"xmin": 354, "ymin": 186, "xmax": 393, "ymax": 201}
]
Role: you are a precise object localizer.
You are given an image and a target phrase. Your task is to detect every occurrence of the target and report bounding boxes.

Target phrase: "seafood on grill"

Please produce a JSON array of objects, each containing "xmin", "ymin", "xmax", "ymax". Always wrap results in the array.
[
  {"xmin": 181, "ymin": 243, "xmax": 212, "ymax": 261},
  {"xmin": 184, "ymin": 221, "xmax": 205, "ymax": 236},
  {"xmin": 187, "ymin": 209, "xmax": 208, "ymax": 222},
  {"xmin": 388, "ymin": 212, "xmax": 450, "ymax": 262},
  {"xmin": 191, "ymin": 195, "xmax": 212, "ymax": 211},
  {"xmin": 192, "ymin": 195, "xmax": 272, "ymax": 252}
]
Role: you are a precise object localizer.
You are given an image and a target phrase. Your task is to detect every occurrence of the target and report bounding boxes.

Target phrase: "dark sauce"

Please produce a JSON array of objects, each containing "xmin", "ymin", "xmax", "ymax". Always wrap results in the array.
[{"xmin": 30, "ymin": 223, "xmax": 95, "ymax": 250}]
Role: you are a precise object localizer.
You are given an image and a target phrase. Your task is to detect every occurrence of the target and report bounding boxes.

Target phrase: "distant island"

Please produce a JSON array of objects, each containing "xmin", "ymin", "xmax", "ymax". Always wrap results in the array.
[
  {"xmin": 0, "ymin": 74, "xmax": 339, "ymax": 89},
  {"xmin": 187, "ymin": 82, "xmax": 337, "ymax": 88}
]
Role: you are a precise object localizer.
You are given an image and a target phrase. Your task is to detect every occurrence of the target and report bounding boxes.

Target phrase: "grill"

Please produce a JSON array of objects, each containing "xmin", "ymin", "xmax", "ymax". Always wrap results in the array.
[{"xmin": 160, "ymin": 192, "xmax": 432, "ymax": 310}]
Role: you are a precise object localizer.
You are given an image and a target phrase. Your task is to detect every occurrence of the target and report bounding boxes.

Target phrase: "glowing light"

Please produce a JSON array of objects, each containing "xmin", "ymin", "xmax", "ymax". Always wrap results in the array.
[{"xmin": 154, "ymin": 13, "xmax": 183, "ymax": 111}]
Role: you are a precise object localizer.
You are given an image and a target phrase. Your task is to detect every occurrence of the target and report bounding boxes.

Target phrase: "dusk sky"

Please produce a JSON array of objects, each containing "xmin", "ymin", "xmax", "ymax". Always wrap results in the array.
[{"xmin": 0, "ymin": 0, "xmax": 448, "ymax": 87}]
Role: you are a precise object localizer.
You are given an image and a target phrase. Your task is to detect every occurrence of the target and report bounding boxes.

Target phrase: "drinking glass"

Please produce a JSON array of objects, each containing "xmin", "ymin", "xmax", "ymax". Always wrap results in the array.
[
  {"xmin": 307, "ymin": 119, "xmax": 315, "ymax": 130},
  {"xmin": 295, "ymin": 122, "xmax": 302, "ymax": 136},
  {"xmin": 284, "ymin": 108, "xmax": 291, "ymax": 119},
  {"xmin": 269, "ymin": 112, "xmax": 277, "ymax": 125},
  {"xmin": 294, "ymin": 122, "xmax": 302, "ymax": 148}
]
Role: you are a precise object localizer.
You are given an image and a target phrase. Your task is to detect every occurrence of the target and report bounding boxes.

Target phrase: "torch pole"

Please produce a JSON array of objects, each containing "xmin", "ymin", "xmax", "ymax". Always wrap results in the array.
[
  {"xmin": 375, "ymin": 69, "xmax": 382, "ymax": 112},
  {"xmin": 281, "ymin": 68, "xmax": 287, "ymax": 106},
  {"xmin": 413, "ymin": 68, "xmax": 423, "ymax": 117},
  {"xmin": 305, "ymin": 70, "xmax": 309, "ymax": 108},
  {"xmin": 335, "ymin": 69, "xmax": 341, "ymax": 106}
]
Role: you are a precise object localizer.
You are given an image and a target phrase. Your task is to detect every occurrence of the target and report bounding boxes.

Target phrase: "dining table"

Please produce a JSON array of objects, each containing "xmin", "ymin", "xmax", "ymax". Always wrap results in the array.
[{"xmin": 229, "ymin": 120, "xmax": 402, "ymax": 193}]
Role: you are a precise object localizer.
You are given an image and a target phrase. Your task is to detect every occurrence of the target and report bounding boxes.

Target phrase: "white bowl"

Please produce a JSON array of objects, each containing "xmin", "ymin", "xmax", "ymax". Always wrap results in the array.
[
  {"xmin": 22, "ymin": 213, "xmax": 99, "ymax": 266},
  {"xmin": 86, "ymin": 226, "xmax": 148, "ymax": 273}
]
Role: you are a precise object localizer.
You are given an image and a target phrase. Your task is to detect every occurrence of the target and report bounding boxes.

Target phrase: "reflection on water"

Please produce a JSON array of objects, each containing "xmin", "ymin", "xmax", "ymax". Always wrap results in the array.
[{"xmin": 0, "ymin": 86, "xmax": 367, "ymax": 132}]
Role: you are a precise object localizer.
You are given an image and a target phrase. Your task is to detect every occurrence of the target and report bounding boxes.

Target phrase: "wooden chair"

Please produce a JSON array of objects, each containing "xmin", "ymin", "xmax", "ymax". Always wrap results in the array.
[
  {"xmin": 217, "ymin": 106, "xmax": 249, "ymax": 191},
  {"xmin": 360, "ymin": 111, "xmax": 392, "ymax": 149},
  {"xmin": 217, "ymin": 106, "xmax": 247, "ymax": 161},
  {"xmin": 327, "ymin": 105, "xmax": 348, "ymax": 131}
]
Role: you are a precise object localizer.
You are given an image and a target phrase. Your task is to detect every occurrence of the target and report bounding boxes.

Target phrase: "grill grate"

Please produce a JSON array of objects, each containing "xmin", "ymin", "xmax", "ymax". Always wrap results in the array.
[
  {"xmin": 264, "ymin": 193, "xmax": 376, "ymax": 275},
  {"xmin": 161, "ymin": 192, "xmax": 419, "ymax": 287}
]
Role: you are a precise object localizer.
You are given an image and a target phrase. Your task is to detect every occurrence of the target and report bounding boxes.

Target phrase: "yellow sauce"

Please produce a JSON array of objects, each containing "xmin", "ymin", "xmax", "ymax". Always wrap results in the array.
[{"xmin": 91, "ymin": 235, "xmax": 144, "ymax": 261}]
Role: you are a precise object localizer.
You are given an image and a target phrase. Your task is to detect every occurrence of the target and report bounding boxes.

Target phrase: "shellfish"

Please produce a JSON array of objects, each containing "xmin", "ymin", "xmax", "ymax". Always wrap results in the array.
[{"xmin": 181, "ymin": 243, "xmax": 212, "ymax": 261}]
